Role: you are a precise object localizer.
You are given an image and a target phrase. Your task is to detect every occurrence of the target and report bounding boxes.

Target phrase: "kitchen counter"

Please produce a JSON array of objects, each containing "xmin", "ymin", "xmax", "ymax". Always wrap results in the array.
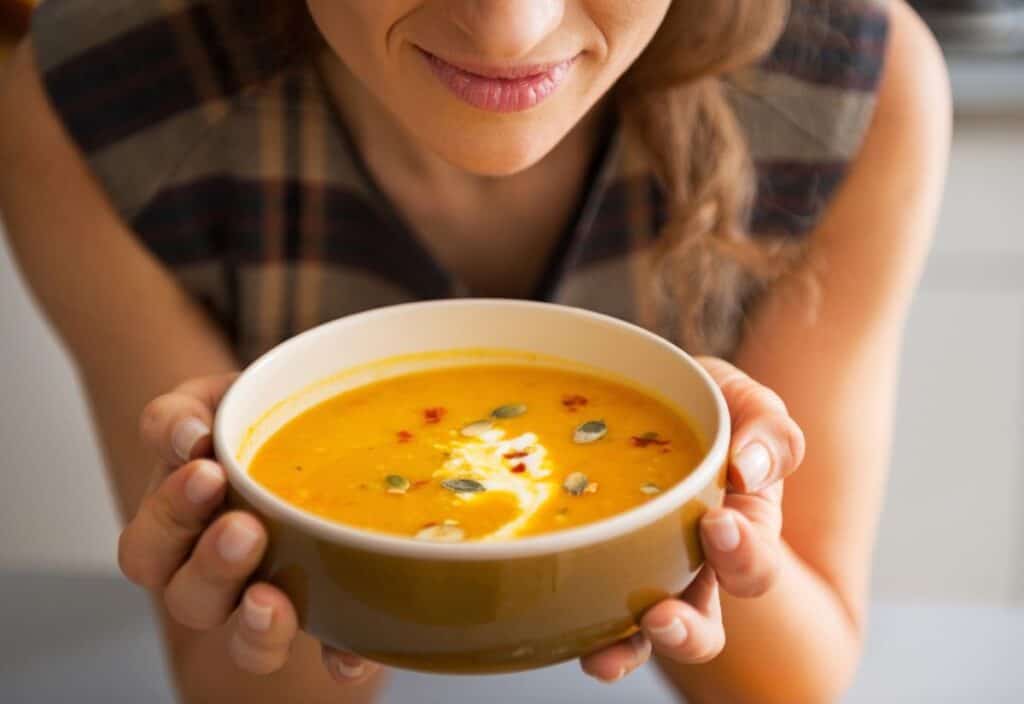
[{"xmin": 2, "ymin": 571, "xmax": 1021, "ymax": 704}]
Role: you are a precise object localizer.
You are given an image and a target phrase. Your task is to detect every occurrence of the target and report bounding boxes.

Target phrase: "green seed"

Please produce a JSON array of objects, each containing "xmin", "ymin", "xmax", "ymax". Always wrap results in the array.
[
  {"xmin": 441, "ymin": 478, "xmax": 487, "ymax": 494},
  {"xmin": 460, "ymin": 419, "xmax": 494, "ymax": 438},
  {"xmin": 563, "ymin": 472, "xmax": 590, "ymax": 496},
  {"xmin": 641, "ymin": 432, "xmax": 660, "ymax": 441},
  {"xmin": 573, "ymin": 420, "xmax": 607, "ymax": 444},
  {"xmin": 385, "ymin": 475, "xmax": 411, "ymax": 494},
  {"xmin": 491, "ymin": 403, "xmax": 528, "ymax": 419}
]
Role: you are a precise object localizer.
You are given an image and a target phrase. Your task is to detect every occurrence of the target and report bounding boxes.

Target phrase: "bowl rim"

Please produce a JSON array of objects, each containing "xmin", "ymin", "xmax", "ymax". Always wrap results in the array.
[{"xmin": 214, "ymin": 299, "xmax": 730, "ymax": 561}]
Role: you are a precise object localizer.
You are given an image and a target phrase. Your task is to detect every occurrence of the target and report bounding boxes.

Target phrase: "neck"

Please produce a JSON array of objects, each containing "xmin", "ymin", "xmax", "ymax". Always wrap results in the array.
[{"xmin": 314, "ymin": 50, "xmax": 611, "ymax": 298}]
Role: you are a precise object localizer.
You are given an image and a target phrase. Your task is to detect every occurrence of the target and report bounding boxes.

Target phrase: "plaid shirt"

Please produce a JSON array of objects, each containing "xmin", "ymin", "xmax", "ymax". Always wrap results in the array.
[{"xmin": 32, "ymin": 0, "xmax": 889, "ymax": 363}]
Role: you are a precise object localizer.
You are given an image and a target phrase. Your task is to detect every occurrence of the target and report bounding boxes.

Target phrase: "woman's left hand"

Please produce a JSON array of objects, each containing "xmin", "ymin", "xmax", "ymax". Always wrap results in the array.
[{"xmin": 580, "ymin": 357, "xmax": 806, "ymax": 683}]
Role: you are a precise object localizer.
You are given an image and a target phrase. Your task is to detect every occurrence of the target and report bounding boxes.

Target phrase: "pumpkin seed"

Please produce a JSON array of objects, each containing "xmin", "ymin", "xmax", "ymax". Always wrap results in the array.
[
  {"xmin": 460, "ymin": 419, "xmax": 493, "ymax": 438},
  {"xmin": 563, "ymin": 472, "xmax": 590, "ymax": 496},
  {"xmin": 416, "ymin": 523, "xmax": 465, "ymax": 542},
  {"xmin": 573, "ymin": 420, "xmax": 607, "ymax": 444},
  {"xmin": 491, "ymin": 403, "xmax": 527, "ymax": 419},
  {"xmin": 385, "ymin": 474, "xmax": 410, "ymax": 494},
  {"xmin": 441, "ymin": 478, "xmax": 487, "ymax": 494},
  {"xmin": 640, "ymin": 482, "xmax": 662, "ymax": 495}
]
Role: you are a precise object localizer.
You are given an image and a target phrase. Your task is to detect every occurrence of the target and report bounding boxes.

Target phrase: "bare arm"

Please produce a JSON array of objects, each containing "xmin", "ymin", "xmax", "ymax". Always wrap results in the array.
[
  {"xmin": 658, "ymin": 4, "xmax": 951, "ymax": 702},
  {"xmin": 0, "ymin": 40, "xmax": 379, "ymax": 703}
]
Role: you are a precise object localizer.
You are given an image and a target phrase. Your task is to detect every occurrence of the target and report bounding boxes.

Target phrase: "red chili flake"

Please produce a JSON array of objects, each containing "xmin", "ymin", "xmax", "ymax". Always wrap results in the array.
[
  {"xmin": 510, "ymin": 463, "xmax": 527, "ymax": 474},
  {"xmin": 504, "ymin": 450, "xmax": 529, "ymax": 460},
  {"xmin": 561, "ymin": 394, "xmax": 588, "ymax": 412},
  {"xmin": 631, "ymin": 435, "xmax": 671, "ymax": 448},
  {"xmin": 424, "ymin": 407, "xmax": 446, "ymax": 424},
  {"xmin": 397, "ymin": 430, "xmax": 414, "ymax": 443},
  {"xmin": 660, "ymin": 447, "xmax": 671, "ymax": 454},
  {"xmin": 410, "ymin": 479, "xmax": 430, "ymax": 490},
  {"xmin": 421, "ymin": 521, "xmax": 438, "ymax": 529}
]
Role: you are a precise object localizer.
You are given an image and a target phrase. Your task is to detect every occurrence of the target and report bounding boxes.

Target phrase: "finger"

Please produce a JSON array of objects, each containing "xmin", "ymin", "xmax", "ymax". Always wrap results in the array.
[
  {"xmin": 641, "ymin": 567, "xmax": 725, "ymax": 665},
  {"xmin": 227, "ymin": 583, "xmax": 300, "ymax": 675},
  {"xmin": 321, "ymin": 646, "xmax": 382, "ymax": 686},
  {"xmin": 118, "ymin": 459, "xmax": 227, "ymax": 590},
  {"xmin": 163, "ymin": 511, "xmax": 266, "ymax": 630},
  {"xmin": 139, "ymin": 373, "xmax": 238, "ymax": 467},
  {"xmin": 579, "ymin": 632, "xmax": 652, "ymax": 684},
  {"xmin": 701, "ymin": 501, "xmax": 782, "ymax": 598},
  {"xmin": 696, "ymin": 357, "xmax": 805, "ymax": 493}
]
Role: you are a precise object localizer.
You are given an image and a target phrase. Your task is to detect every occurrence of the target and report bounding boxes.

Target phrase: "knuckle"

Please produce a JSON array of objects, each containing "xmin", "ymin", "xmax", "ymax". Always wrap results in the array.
[
  {"xmin": 117, "ymin": 529, "xmax": 154, "ymax": 587},
  {"xmin": 118, "ymin": 524, "xmax": 173, "ymax": 590},
  {"xmin": 164, "ymin": 583, "xmax": 221, "ymax": 631},
  {"xmin": 738, "ymin": 383, "xmax": 787, "ymax": 416},
  {"xmin": 718, "ymin": 556, "xmax": 759, "ymax": 588},
  {"xmin": 139, "ymin": 394, "xmax": 176, "ymax": 443},
  {"xmin": 163, "ymin": 593, "xmax": 197, "ymax": 630},
  {"xmin": 231, "ymin": 631, "xmax": 288, "ymax": 675},
  {"xmin": 695, "ymin": 631, "xmax": 726, "ymax": 664},
  {"xmin": 717, "ymin": 368, "xmax": 753, "ymax": 400},
  {"xmin": 148, "ymin": 488, "xmax": 198, "ymax": 540},
  {"xmin": 725, "ymin": 561, "xmax": 777, "ymax": 598}
]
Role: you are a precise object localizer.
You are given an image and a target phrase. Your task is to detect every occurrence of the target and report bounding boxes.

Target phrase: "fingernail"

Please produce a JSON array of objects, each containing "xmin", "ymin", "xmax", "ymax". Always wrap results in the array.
[
  {"xmin": 734, "ymin": 442, "xmax": 771, "ymax": 491},
  {"xmin": 334, "ymin": 653, "xmax": 365, "ymax": 680},
  {"xmin": 629, "ymin": 632, "xmax": 652, "ymax": 663},
  {"xmin": 242, "ymin": 594, "xmax": 273, "ymax": 632},
  {"xmin": 648, "ymin": 617, "xmax": 688, "ymax": 648},
  {"xmin": 172, "ymin": 417, "xmax": 210, "ymax": 462},
  {"xmin": 217, "ymin": 521, "xmax": 260, "ymax": 563},
  {"xmin": 184, "ymin": 462, "xmax": 224, "ymax": 505},
  {"xmin": 705, "ymin": 512, "xmax": 741, "ymax": 552}
]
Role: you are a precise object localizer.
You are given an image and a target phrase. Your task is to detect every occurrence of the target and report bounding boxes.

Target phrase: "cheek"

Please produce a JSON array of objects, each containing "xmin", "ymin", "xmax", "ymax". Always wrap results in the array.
[
  {"xmin": 584, "ymin": 0, "xmax": 672, "ymax": 73},
  {"xmin": 305, "ymin": 1, "xmax": 414, "ymax": 75}
]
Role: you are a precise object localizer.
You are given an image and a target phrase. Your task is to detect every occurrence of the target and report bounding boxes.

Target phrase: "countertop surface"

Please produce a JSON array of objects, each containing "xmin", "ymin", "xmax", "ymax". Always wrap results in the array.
[{"xmin": 2, "ymin": 571, "xmax": 1022, "ymax": 704}]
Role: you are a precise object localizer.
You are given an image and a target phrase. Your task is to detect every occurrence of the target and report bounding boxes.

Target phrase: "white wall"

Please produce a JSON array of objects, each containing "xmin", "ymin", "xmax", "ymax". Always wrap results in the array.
[
  {"xmin": 0, "ymin": 228, "xmax": 120, "ymax": 574},
  {"xmin": 1, "ymin": 116, "xmax": 1022, "ymax": 602}
]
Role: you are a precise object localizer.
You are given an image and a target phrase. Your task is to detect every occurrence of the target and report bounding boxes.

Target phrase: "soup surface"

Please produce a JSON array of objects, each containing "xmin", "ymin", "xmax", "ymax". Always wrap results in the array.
[{"xmin": 248, "ymin": 363, "xmax": 704, "ymax": 541}]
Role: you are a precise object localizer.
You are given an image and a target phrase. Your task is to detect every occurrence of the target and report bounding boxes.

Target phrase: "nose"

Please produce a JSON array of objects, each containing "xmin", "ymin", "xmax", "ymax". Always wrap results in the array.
[{"xmin": 450, "ymin": 1, "xmax": 565, "ymax": 60}]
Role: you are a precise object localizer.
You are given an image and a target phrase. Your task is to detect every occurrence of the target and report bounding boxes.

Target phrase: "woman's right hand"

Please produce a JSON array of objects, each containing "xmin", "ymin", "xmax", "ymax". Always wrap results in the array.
[{"xmin": 117, "ymin": 373, "xmax": 379, "ymax": 684}]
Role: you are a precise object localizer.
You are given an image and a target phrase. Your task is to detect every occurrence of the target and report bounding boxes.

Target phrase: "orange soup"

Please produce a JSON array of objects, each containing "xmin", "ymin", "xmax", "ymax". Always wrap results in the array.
[{"xmin": 248, "ymin": 363, "xmax": 704, "ymax": 541}]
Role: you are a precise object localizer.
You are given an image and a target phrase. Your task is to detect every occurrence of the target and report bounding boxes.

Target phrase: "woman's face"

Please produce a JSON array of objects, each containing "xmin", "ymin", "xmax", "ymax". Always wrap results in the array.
[{"xmin": 306, "ymin": 1, "xmax": 671, "ymax": 175}]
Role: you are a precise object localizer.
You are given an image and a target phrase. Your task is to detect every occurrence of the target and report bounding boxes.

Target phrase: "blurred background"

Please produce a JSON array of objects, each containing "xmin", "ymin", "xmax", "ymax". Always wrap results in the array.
[{"xmin": 2, "ymin": 1, "xmax": 1023, "ymax": 702}]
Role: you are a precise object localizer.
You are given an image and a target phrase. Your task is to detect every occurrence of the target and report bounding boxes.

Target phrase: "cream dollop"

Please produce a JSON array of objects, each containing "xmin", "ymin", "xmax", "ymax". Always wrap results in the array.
[{"xmin": 433, "ymin": 430, "xmax": 556, "ymax": 539}]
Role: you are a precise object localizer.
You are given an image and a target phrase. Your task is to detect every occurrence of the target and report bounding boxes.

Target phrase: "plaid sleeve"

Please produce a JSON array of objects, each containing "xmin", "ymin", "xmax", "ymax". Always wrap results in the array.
[
  {"xmin": 30, "ymin": 0, "xmax": 282, "ymax": 220},
  {"xmin": 730, "ymin": 0, "xmax": 892, "ymax": 236}
]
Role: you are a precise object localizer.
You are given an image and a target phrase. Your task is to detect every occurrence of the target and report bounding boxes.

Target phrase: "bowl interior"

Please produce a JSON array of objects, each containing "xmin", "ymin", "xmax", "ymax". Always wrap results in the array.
[{"xmin": 214, "ymin": 300, "xmax": 729, "ymax": 557}]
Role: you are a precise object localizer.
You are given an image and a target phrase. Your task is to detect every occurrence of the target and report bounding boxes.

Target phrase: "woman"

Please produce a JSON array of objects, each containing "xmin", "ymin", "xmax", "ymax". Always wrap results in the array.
[{"xmin": 0, "ymin": 0, "xmax": 948, "ymax": 701}]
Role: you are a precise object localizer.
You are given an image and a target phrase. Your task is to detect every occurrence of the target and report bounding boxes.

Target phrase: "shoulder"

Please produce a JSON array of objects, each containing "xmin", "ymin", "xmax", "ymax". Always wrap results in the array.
[
  {"xmin": 806, "ymin": 1, "xmax": 951, "ymax": 323},
  {"xmin": 839, "ymin": 1, "xmax": 951, "ymax": 242},
  {"xmin": 866, "ymin": 1, "xmax": 951, "ymax": 175},
  {"xmin": 22, "ymin": 0, "xmax": 292, "ymax": 220}
]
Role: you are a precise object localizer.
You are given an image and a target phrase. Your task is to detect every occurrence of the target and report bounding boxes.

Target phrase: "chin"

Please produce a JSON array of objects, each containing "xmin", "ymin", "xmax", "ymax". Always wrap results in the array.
[
  {"xmin": 409, "ymin": 113, "xmax": 574, "ymax": 177},
  {"xmin": 440, "ymin": 137, "xmax": 561, "ymax": 177}
]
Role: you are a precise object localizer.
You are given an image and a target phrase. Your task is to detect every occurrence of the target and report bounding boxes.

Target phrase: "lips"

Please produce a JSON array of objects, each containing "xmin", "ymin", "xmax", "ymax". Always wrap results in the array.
[{"xmin": 419, "ymin": 49, "xmax": 576, "ymax": 113}]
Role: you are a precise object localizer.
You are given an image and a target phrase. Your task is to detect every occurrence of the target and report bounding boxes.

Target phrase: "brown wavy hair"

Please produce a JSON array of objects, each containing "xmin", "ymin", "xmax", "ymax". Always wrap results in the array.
[
  {"xmin": 260, "ymin": 1, "xmax": 809, "ymax": 356},
  {"xmin": 618, "ymin": 1, "xmax": 805, "ymax": 355}
]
